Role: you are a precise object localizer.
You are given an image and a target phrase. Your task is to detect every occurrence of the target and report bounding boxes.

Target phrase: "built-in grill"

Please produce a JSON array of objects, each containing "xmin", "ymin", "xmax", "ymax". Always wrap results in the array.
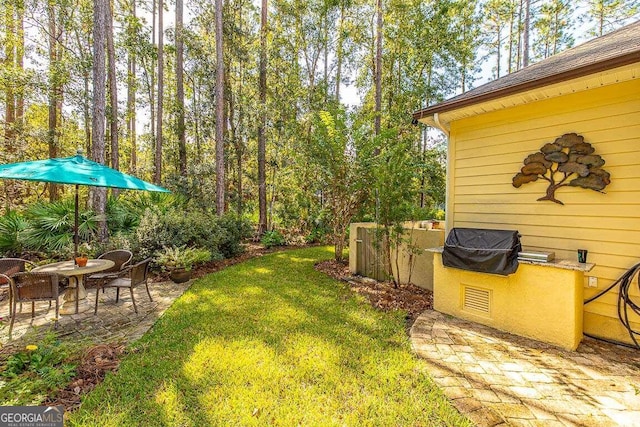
[{"xmin": 442, "ymin": 228, "xmax": 522, "ymax": 276}]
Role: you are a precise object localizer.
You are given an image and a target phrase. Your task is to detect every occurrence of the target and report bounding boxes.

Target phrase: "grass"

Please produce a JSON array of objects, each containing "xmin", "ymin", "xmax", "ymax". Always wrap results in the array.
[
  {"xmin": 68, "ymin": 246, "xmax": 471, "ymax": 426},
  {"xmin": 0, "ymin": 332, "xmax": 77, "ymax": 406}
]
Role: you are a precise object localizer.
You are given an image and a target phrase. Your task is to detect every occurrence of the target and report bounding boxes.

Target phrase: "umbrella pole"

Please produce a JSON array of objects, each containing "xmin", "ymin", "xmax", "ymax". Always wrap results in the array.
[{"xmin": 74, "ymin": 184, "xmax": 79, "ymax": 260}]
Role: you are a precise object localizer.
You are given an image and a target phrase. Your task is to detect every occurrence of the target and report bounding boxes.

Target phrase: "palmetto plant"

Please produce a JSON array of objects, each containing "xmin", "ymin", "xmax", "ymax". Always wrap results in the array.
[
  {"xmin": 0, "ymin": 210, "xmax": 30, "ymax": 255},
  {"xmin": 125, "ymin": 192, "xmax": 186, "ymax": 216},
  {"xmin": 106, "ymin": 196, "xmax": 140, "ymax": 234},
  {"xmin": 22, "ymin": 200, "xmax": 99, "ymax": 253}
]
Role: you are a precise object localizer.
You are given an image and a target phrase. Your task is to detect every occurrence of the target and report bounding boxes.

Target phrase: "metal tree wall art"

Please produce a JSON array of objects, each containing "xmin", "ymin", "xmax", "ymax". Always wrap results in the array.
[{"xmin": 512, "ymin": 133, "xmax": 610, "ymax": 205}]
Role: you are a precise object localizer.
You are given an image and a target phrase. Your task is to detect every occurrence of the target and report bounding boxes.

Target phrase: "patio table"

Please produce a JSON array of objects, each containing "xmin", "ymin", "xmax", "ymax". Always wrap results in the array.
[{"xmin": 33, "ymin": 259, "xmax": 115, "ymax": 315}]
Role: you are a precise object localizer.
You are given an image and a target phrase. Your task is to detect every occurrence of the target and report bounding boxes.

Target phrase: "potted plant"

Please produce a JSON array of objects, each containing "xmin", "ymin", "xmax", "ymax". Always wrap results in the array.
[
  {"xmin": 156, "ymin": 246, "xmax": 212, "ymax": 283},
  {"xmin": 75, "ymin": 243, "xmax": 92, "ymax": 267}
]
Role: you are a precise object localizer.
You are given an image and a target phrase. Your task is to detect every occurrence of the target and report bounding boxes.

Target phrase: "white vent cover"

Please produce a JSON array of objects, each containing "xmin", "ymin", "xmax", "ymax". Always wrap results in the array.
[{"xmin": 463, "ymin": 286, "xmax": 491, "ymax": 315}]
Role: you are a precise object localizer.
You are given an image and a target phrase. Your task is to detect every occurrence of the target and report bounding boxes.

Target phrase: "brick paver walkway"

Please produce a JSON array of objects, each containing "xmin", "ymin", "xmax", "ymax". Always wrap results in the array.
[
  {"xmin": 0, "ymin": 280, "xmax": 190, "ymax": 353},
  {"xmin": 411, "ymin": 310, "xmax": 640, "ymax": 427}
]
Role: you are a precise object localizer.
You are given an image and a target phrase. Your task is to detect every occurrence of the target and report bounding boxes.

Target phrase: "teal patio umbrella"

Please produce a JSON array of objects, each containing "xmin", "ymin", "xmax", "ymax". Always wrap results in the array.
[{"xmin": 0, "ymin": 149, "xmax": 169, "ymax": 257}]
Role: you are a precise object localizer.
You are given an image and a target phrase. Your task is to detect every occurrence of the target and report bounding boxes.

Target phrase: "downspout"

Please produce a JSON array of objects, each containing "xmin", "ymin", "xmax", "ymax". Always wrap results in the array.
[
  {"xmin": 432, "ymin": 113, "xmax": 450, "ymax": 137},
  {"xmin": 432, "ymin": 113, "xmax": 452, "ymax": 235}
]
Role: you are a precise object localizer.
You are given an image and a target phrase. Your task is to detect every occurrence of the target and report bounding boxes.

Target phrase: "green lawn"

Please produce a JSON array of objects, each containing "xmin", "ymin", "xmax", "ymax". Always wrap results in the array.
[{"xmin": 68, "ymin": 246, "xmax": 471, "ymax": 426}]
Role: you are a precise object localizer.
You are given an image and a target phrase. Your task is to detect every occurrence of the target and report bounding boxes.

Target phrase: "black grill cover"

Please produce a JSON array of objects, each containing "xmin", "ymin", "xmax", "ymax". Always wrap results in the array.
[{"xmin": 442, "ymin": 228, "xmax": 522, "ymax": 276}]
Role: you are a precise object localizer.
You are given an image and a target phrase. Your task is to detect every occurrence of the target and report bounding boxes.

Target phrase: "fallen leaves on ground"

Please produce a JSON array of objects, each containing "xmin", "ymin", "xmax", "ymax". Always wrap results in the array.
[
  {"xmin": 315, "ymin": 259, "xmax": 433, "ymax": 328},
  {"xmin": 46, "ymin": 343, "xmax": 126, "ymax": 412}
]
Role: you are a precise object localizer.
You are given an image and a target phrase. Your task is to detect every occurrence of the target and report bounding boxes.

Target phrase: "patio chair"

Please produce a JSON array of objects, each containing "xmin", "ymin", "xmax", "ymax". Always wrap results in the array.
[
  {"xmin": 0, "ymin": 258, "xmax": 37, "ymax": 316},
  {"xmin": 95, "ymin": 258, "xmax": 152, "ymax": 315},
  {"xmin": 86, "ymin": 250, "xmax": 133, "ymax": 290},
  {"xmin": 8, "ymin": 272, "xmax": 59, "ymax": 337}
]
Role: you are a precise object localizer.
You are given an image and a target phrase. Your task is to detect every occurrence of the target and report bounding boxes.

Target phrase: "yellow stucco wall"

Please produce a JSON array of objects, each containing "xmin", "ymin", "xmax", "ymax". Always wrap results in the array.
[
  {"xmin": 446, "ymin": 77, "xmax": 640, "ymax": 345},
  {"xmin": 433, "ymin": 253, "xmax": 584, "ymax": 350},
  {"xmin": 389, "ymin": 225, "xmax": 444, "ymax": 290},
  {"xmin": 348, "ymin": 222, "xmax": 444, "ymax": 290}
]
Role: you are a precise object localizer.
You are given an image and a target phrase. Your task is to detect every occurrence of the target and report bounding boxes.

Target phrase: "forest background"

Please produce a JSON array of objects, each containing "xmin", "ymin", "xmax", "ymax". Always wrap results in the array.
[{"xmin": 0, "ymin": 0, "xmax": 638, "ymax": 261}]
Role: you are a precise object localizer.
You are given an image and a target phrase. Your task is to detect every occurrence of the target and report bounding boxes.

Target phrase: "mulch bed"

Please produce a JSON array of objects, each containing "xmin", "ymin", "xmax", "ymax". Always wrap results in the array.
[
  {"xmin": 46, "ymin": 342, "xmax": 126, "ymax": 411},
  {"xmin": 314, "ymin": 259, "xmax": 433, "ymax": 329}
]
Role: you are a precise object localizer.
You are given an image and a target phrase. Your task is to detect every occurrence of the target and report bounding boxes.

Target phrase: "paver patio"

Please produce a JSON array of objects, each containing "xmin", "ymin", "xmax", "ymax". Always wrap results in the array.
[
  {"xmin": 411, "ymin": 310, "xmax": 640, "ymax": 427},
  {"xmin": 0, "ymin": 280, "xmax": 190, "ymax": 353}
]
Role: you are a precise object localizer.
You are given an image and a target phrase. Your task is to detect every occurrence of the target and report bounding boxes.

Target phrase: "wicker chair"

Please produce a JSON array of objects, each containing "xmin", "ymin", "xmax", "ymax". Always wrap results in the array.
[
  {"xmin": 9, "ymin": 272, "xmax": 59, "ymax": 337},
  {"xmin": 85, "ymin": 250, "xmax": 133, "ymax": 290},
  {"xmin": 95, "ymin": 258, "xmax": 152, "ymax": 314},
  {"xmin": 0, "ymin": 258, "xmax": 36, "ymax": 316}
]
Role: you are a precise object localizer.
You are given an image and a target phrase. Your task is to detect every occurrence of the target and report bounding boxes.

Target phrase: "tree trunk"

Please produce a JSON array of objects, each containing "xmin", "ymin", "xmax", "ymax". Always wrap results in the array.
[
  {"xmin": 257, "ymin": 0, "xmax": 268, "ymax": 232},
  {"xmin": 335, "ymin": 230, "xmax": 345, "ymax": 262},
  {"xmin": 106, "ymin": 0, "xmax": 119, "ymax": 182},
  {"xmin": 323, "ymin": 11, "xmax": 328, "ymax": 105},
  {"xmin": 149, "ymin": 0, "xmax": 156, "ymax": 172},
  {"xmin": 4, "ymin": 2, "xmax": 16, "ymax": 146},
  {"xmin": 155, "ymin": 0, "xmax": 164, "ymax": 184},
  {"xmin": 92, "ymin": 0, "xmax": 108, "ymax": 241},
  {"xmin": 508, "ymin": 8, "xmax": 514, "ymax": 74},
  {"xmin": 496, "ymin": 27, "xmax": 501, "ymax": 77},
  {"xmin": 516, "ymin": 0, "xmax": 523, "ymax": 70},
  {"xmin": 598, "ymin": 9, "xmax": 604, "ymax": 37},
  {"xmin": 335, "ymin": 2, "xmax": 345, "ymax": 101},
  {"xmin": 374, "ymin": 0, "xmax": 382, "ymax": 136},
  {"xmin": 537, "ymin": 183, "xmax": 565, "ymax": 205},
  {"xmin": 15, "ymin": 0, "xmax": 24, "ymax": 136},
  {"xmin": 47, "ymin": 0, "xmax": 59, "ymax": 201},
  {"xmin": 127, "ymin": 0, "xmax": 137, "ymax": 173},
  {"xmin": 523, "ymin": 0, "xmax": 530, "ymax": 67},
  {"xmin": 176, "ymin": 0, "xmax": 186, "ymax": 176},
  {"xmin": 215, "ymin": 0, "xmax": 225, "ymax": 215},
  {"xmin": 83, "ymin": 70, "xmax": 92, "ymax": 157},
  {"xmin": 192, "ymin": 77, "xmax": 201, "ymax": 162}
]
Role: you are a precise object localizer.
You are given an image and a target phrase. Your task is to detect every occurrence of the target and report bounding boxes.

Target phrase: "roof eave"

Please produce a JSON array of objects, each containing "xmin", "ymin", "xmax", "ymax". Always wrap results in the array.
[{"xmin": 413, "ymin": 51, "xmax": 640, "ymax": 122}]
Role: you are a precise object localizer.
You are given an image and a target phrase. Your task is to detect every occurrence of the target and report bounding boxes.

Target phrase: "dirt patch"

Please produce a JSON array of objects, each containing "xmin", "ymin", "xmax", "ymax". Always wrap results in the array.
[
  {"xmin": 315, "ymin": 259, "xmax": 433, "ymax": 329},
  {"xmin": 46, "ymin": 342, "xmax": 126, "ymax": 411}
]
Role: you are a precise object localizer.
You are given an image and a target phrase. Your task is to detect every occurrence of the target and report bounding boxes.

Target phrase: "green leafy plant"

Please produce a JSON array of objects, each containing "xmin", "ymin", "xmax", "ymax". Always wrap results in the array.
[
  {"xmin": 0, "ymin": 333, "xmax": 77, "ymax": 406},
  {"xmin": 132, "ymin": 208, "xmax": 249, "ymax": 260},
  {"xmin": 306, "ymin": 227, "xmax": 328, "ymax": 244},
  {"xmin": 213, "ymin": 214, "xmax": 253, "ymax": 258},
  {"xmin": 0, "ymin": 210, "xmax": 29, "ymax": 256},
  {"xmin": 370, "ymin": 129, "xmax": 425, "ymax": 287},
  {"xmin": 22, "ymin": 200, "xmax": 98, "ymax": 255},
  {"xmin": 261, "ymin": 230, "xmax": 285, "ymax": 248},
  {"xmin": 106, "ymin": 195, "xmax": 140, "ymax": 234},
  {"xmin": 155, "ymin": 246, "xmax": 213, "ymax": 271}
]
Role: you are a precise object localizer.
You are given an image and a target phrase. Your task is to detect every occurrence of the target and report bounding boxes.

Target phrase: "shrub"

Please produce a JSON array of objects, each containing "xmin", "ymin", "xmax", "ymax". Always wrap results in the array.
[
  {"xmin": 261, "ymin": 230, "xmax": 285, "ymax": 248},
  {"xmin": 155, "ymin": 246, "xmax": 214, "ymax": 271},
  {"xmin": 215, "ymin": 214, "xmax": 253, "ymax": 257},
  {"xmin": 89, "ymin": 234, "xmax": 133, "ymax": 258},
  {"xmin": 283, "ymin": 232, "xmax": 307, "ymax": 246},
  {"xmin": 132, "ymin": 208, "xmax": 251, "ymax": 260},
  {"xmin": 306, "ymin": 226, "xmax": 330, "ymax": 244}
]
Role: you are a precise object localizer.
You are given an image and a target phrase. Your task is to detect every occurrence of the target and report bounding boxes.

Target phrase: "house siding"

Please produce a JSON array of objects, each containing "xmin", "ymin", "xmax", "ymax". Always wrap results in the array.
[{"xmin": 447, "ymin": 78, "xmax": 640, "ymax": 344}]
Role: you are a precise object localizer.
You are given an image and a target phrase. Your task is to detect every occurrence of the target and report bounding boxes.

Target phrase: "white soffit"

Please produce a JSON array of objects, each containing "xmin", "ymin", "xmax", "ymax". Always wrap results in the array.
[{"xmin": 419, "ymin": 63, "xmax": 640, "ymax": 127}]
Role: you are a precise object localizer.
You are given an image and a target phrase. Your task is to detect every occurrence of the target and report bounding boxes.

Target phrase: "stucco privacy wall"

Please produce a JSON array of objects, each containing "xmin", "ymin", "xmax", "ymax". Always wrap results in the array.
[
  {"xmin": 349, "ymin": 222, "xmax": 444, "ymax": 290},
  {"xmin": 447, "ymin": 78, "xmax": 640, "ymax": 345}
]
